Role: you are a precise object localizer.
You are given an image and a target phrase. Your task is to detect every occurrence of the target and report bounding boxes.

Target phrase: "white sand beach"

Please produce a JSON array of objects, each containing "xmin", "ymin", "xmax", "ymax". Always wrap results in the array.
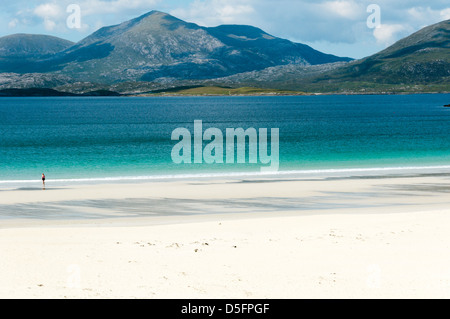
[{"xmin": 1, "ymin": 171, "xmax": 450, "ymax": 298}]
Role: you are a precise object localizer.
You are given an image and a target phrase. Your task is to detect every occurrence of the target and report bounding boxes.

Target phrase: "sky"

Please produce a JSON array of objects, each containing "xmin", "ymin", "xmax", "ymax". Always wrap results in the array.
[{"xmin": 1, "ymin": 0, "xmax": 449, "ymax": 59}]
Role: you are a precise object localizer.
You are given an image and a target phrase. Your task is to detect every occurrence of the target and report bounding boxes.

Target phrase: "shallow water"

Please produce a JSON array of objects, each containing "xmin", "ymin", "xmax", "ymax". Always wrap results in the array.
[{"xmin": 1, "ymin": 94, "xmax": 450, "ymax": 187}]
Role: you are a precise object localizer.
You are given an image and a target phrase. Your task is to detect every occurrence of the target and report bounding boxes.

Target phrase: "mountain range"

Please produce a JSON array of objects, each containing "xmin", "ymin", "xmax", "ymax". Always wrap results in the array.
[{"xmin": 0, "ymin": 11, "xmax": 448, "ymax": 94}]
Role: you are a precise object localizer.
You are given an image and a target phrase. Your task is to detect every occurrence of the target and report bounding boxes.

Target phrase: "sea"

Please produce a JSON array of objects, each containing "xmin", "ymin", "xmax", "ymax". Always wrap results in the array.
[{"xmin": 1, "ymin": 94, "xmax": 450, "ymax": 188}]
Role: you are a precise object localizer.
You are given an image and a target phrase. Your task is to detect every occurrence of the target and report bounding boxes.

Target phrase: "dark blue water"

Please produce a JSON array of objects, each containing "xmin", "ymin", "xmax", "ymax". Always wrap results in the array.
[{"xmin": 1, "ymin": 94, "xmax": 450, "ymax": 184}]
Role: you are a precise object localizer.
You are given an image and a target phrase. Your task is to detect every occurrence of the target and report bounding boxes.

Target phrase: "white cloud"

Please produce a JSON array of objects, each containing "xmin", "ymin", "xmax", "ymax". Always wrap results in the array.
[
  {"xmin": 26, "ymin": 0, "xmax": 161, "ymax": 34},
  {"xmin": 321, "ymin": 0, "xmax": 363, "ymax": 20},
  {"xmin": 407, "ymin": 6, "xmax": 450, "ymax": 24},
  {"xmin": 34, "ymin": 3, "xmax": 64, "ymax": 19},
  {"xmin": 440, "ymin": 8, "xmax": 450, "ymax": 20},
  {"xmin": 80, "ymin": 0, "xmax": 161, "ymax": 15},
  {"xmin": 373, "ymin": 23, "xmax": 406, "ymax": 46},
  {"xmin": 8, "ymin": 18, "xmax": 19, "ymax": 29},
  {"xmin": 218, "ymin": 4, "xmax": 254, "ymax": 22},
  {"xmin": 43, "ymin": 18, "xmax": 57, "ymax": 31},
  {"xmin": 32, "ymin": 3, "xmax": 65, "ymax": 31},
  {"xmin": 32, "ymin": 0, "xmax": 160, "ymax": 17},
  {"xmin": 171, "ymin": 0, "xmax": 256, "ymax": 26}
]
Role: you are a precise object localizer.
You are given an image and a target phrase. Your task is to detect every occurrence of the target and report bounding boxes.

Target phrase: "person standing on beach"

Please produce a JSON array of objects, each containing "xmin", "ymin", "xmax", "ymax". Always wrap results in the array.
[{"xmin": 42, "ymin": 173, "xmax": 46, "ymax": 188}]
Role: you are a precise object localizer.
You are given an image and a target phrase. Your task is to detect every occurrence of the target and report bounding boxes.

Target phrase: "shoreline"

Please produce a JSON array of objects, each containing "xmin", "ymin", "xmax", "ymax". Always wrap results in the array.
[
  {"xmin": 2, "ymin": 163, "xmax": 450, "ymax": 184},
  {"xmin": 137, "ymin": 91, "xmax": 450, "ymax": 97},
  {"xmin": 1, "ymin": 166, "xmax": 450, "ymax": 226},
  {"xmin": 1, "ymin": 89, "xmax": 449, "ymax": 98}
]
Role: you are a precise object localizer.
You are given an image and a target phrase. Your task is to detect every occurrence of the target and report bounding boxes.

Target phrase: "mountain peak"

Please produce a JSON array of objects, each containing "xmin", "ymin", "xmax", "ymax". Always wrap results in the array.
[
  {"xmin": 133, "ymin": 10, "xmax": 174, "ymax": 21},
  {"xmin": 83, "ymin": 10, "xmax": 199, "ymax": 44},
  {"xmin": 134, "ymin": 10, "xmax": 202, "ymax": 32}
]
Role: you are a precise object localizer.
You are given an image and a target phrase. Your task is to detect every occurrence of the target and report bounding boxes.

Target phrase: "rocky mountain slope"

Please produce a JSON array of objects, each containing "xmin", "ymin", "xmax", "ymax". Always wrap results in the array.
[
  {"xmin": 0, "ymin": 10, "xmax": 351, "ymax": 84},
  {"xmin": 0, "ymin": 13, "xmax": 448, "ymax": 94},
  {"xmin": 303, "ymin": 19, "xmax": 450, "ymax": 92}
]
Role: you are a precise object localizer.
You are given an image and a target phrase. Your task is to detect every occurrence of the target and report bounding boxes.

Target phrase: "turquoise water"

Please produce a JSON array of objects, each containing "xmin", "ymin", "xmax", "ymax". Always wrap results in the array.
[{"xmin": 1, "ymin": 94, "xmax": 450, "ymax": 185}]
